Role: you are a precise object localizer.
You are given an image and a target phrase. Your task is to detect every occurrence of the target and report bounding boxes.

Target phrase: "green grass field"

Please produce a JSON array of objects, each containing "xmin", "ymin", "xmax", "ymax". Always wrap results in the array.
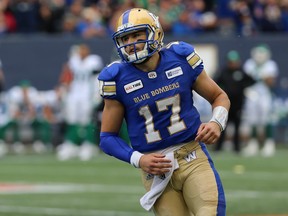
[{"xmin": 0, "ymin": 146, "xmax": 288, "ymax": 216}]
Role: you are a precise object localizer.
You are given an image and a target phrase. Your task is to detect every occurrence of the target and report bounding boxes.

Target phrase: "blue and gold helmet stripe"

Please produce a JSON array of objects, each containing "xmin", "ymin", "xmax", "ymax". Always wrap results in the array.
[{"xmin": 122, "ymin": 9, "xmax": 131, "ymax": 25}]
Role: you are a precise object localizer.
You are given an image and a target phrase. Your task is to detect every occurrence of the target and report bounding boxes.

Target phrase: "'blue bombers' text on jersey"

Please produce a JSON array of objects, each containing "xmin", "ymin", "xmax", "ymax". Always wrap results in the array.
[{"xmin": 99, "ymin": 41, "xmax": 204, "ymax": 153}]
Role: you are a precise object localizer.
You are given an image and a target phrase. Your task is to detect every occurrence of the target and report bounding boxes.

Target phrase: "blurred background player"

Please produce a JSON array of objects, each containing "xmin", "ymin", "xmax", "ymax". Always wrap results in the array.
[
  {"xmin": 241, "ymin": 44, "xmax": 279, "ymax": 157},
  {"xmin": 0, "ymin": 58, "xmax": 4, "ymax": 94},
  {"xmin": 6, "ymin": 80, "xmax": 39, "ymax": 154},
  {"xmin": 213, "ymin": 50, "xmax": 255, "ymax": 154},
  {"xmin": 57, "ymin": 44, "xmax": 104, "ymax": 161},
  {"xmin": 0, "ymin": 91, "xmax": 10, "ymax": 157},
  {"xmin": 0, "ymin": 58, "xmax": 8, "ymax": 156}
]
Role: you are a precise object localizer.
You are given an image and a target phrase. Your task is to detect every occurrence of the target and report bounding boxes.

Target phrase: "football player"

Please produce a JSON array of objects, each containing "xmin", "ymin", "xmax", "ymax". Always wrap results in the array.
[
  {"xmin": 57, "ymin": 44, "xmax": 104, "ymax": 161},
  {"xmin": 241, "ymin": 44, "xmax": 279, "ymax": 157},
  {"xmin": 98, "ymin": 8, "xmax": 230, "ymax": 216}
]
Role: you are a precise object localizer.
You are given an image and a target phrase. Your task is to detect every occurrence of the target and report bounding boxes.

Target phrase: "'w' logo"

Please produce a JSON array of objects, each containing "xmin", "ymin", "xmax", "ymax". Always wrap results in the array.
[{"xmin": 184, "ymin": 151, "xmax": 197, "ymax": 162}]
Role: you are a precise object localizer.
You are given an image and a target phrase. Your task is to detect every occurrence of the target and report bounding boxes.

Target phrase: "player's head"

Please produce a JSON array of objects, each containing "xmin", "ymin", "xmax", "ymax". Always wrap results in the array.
[
  {"xmin": 112, "ymin": 8, "xmax": 164, "ymax": 64},
  {"xmin": 251, "ymin": 44, "xmax": 271, "ymax": 65}
]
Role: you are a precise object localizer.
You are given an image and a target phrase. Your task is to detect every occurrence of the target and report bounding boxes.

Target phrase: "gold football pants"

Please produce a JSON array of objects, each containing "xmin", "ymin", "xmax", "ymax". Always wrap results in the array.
[{"xmin": 141, "ymin": 141, "xmax": 226, "ymax": 216}]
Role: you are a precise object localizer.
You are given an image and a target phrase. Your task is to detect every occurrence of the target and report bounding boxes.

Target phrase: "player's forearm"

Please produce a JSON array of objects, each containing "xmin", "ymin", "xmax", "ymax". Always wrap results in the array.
[
  {"xmin": 100, "ymin": 132, "xmax": 143, "ymax": 167},
  {"xmin": 211, "ymin": 91, "xmax": 230, "ymax": 111}
]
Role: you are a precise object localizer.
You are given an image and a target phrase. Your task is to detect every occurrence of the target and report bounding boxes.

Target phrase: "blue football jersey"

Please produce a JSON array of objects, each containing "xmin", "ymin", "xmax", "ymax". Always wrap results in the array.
[{"xmin": 99, "ymin": 41, "xmax": 204, "ymax": 152}]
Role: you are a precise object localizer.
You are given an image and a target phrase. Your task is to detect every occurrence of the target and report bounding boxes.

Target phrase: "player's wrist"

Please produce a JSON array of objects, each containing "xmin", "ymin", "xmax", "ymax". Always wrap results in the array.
[
  {"xmin": 130, "ymin": 151, "xmax": 144, "ymax": 168},
  {"xmin": 209, "ymin": 106, "xmax": 228, "ymax": 132}
]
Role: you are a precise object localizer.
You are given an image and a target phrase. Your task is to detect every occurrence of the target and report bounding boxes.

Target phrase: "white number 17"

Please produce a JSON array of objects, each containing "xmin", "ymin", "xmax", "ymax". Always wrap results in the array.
[{"xmin": 138, "ymin": 94, "xmax": 186, "ymax": 143}]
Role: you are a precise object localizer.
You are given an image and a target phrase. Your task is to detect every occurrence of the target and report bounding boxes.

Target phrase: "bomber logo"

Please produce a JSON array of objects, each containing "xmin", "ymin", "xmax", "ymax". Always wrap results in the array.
[
  {"xmin": 124, "ymin": 80, "xmax": 143, "ymax": 93},
  {"xmin": 165, "ymin": 67, "xmax": 183, "ymax": 79}
]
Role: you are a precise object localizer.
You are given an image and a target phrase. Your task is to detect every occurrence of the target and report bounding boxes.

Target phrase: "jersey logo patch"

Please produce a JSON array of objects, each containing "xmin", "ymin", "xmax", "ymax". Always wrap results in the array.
[
  {"xmin": 124, "ymin": 80, "xmax": 143, "ymax": 93},
  {"xmin": 165, "ymin": 67, "xmax": 183, "ymax": 79},
  {"xmin": 148, "ymin": 71, "xmax": 157, "ymax": 79}
]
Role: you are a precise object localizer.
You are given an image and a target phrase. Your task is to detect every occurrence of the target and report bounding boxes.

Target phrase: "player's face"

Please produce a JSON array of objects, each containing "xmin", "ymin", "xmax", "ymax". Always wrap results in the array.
[{"xmin": 120, "ymin": 30, "xmax": 146, "ymax": 55}]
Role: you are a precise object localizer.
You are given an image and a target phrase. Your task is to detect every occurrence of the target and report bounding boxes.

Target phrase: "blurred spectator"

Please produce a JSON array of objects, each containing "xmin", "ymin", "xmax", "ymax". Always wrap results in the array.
[
  {"xmin": 0, "ymin": 0, "xmax": 17, "ymax": 34},
  {"xmin": 258, "ymin": 0, "xmax": 285, "ymax": 32},
  {"xmin": 241, "ymin": 44, "xmax": 279, "ymax": 157},
  {"xmin": 75, "ymin": 6, "xmax": 106, "ymax": 38},
  {"xmin": 281, "ymin": 0, "xmax": 288, "ymax": 32},
  {"xmin": 172, "ymin": 0, "xmax": 217, "ymax": 35},
  {"xmin": 10, "ymin": 0, "xmax": 40, "ymax": 33},
  {"xmin": 158, "ymin": 0, "xmax": 185, "ymax": 32},
  {"xmin": 229, "ymin": 0, "xmax": 257, "ymax": 36},
  {"xmin": 61, "ymin": 0, "xmax": 83, "ymax": 34},
  {"xmin": 38, "ymin": 0, "xmax": 65, "ymax": 33},
  {"xmin": 213, "ymin": 50, "xmax": 255, "ymax": 154},
  {"xmin": 1, "ymin": 0, "xmax": 288, "ymax": 37}
]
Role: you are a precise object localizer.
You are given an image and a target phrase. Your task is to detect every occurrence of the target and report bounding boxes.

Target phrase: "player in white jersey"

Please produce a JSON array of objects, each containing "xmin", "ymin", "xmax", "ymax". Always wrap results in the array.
[
  {"xmin": 57, "ymin": 44, "xmax": 104, "ymax": 161},
  {"xmin": 0, "ymin": 92, "xmax": 10, "ymax": 157},
  {"xmin": 7, "ymin": 80, "xmax": 39, "ymax": 153},
  {"xmin": 241, "ymin": 45, "xmax": 279, "ymax": 157}
]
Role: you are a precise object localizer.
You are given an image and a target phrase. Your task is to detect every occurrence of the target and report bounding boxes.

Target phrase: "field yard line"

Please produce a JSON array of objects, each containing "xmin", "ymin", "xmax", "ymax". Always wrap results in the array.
[
  {"xmin": 220, "ymin": 171, "xmax": 288, "ymax": 179},
  {"xmin": 0, "ymin": 182, "xmax": 144, "ymax": 194},
  {"xmin": 0, "ymin": 205, "xmax": 151, "ymax": 216},
  {"xmin": 226, "ymin": 190, "xmax": 288, "ymax": 199}
]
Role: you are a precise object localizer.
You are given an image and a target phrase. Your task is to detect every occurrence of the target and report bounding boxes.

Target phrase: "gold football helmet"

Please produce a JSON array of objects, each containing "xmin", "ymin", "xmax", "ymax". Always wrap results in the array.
[{"xmin": 112, "ymin": 8, "xmax": 164, "ymax": 63}]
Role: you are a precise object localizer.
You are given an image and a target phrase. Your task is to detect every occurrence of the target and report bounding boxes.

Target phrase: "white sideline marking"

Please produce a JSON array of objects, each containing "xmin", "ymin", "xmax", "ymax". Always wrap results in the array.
[
  {"xmin": 226, "ymin": 190, "xmax": 288, "ymax": 199},
  {"xmin": 0, "ymin": 183, "xmax": 144, "ymax": 194},
  {"xmin": 220, "ymin": 171, "xmax": 288, "ymax": 180},
  {"xmin": 0, "ymin": 205, "xmax": 151, "ymax": 216}
]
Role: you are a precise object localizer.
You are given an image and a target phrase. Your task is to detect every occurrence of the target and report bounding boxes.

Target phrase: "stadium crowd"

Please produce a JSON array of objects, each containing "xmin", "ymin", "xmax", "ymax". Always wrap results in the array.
[{"xmin": 1, "ymin": 0, "xmax": 288, "ymax": 37}]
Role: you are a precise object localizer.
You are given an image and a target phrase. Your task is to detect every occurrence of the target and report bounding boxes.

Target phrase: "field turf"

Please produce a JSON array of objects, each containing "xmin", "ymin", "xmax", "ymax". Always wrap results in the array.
[{"xmin": 0, "ymin": 146, "xmax": 288, "ymax": 216}]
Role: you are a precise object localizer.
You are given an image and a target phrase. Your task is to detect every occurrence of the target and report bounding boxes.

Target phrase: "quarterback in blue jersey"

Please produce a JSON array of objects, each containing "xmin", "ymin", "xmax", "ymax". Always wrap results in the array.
[{"xmin": 98, "ymin": 8, "xmax": 230, "ymax": 216}]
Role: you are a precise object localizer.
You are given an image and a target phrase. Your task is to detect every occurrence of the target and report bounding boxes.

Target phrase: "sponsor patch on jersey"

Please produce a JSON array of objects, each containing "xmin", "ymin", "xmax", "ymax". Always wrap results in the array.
[
  {"xmin": 99, "ymin": 80, "xmax": 116, "ymax": 96},
  {"xmin": 124, "ymin": 80, "xmax": 143, "ymax": 93},
  {"xmin": 165, "ymin": 67, "xmax": 183, "ymax": 79},
  {"xmin": 187, "ymin": 52, "xmax": 202, "ymax": 69},
  {"xmin": 148, "ymin": 71, "xmax": 157, "ymax": 79}
]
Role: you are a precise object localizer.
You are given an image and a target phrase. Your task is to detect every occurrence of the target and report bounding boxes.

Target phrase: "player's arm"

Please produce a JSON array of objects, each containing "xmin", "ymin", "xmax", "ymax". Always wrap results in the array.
[
  {"xmin": 193, "ymin": 69, "xmax": 230, "ymax": 144},
  {"xmin": 100, "ymin": 98, "xmax": 135, "ymax": 163},
  {"xmin": 100, "ymin": 99, "xmax": 172, "ymax": 175}
]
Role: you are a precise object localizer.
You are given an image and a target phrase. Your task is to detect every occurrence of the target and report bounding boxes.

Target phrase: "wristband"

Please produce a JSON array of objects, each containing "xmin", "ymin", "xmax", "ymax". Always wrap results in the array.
[
  {"xmin": 209, "ymin": 106, "xmax": 228, "ymax": 131},
  {"xmin": 130, "ymin": 151, "xmax": 144, "ymax": 168}
]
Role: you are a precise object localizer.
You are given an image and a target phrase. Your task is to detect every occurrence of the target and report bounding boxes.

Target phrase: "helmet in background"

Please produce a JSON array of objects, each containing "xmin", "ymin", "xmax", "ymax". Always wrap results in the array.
[{"xmin": 251, "ymin": 44, "xmax": 271, "ymax": 66}]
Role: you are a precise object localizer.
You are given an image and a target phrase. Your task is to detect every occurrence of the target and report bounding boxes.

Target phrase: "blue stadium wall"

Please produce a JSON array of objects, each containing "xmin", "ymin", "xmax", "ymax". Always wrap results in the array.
[{"xmin": 0, "ymin": 34, "xmax": 287, "ymax": 97}]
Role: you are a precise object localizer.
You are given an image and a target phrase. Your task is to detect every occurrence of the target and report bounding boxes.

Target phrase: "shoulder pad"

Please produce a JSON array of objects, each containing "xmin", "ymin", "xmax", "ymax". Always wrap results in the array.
[
  {"xmin": 166, "ymin": 41, "xmax": 195, "ymax": 57},
  {"xmin": 98, "ymin": 61, "xmax": 121, "ymax": 81},
  {"xmin": 166, "ymin": 41, "xmax": 202, "ymax": 69}
]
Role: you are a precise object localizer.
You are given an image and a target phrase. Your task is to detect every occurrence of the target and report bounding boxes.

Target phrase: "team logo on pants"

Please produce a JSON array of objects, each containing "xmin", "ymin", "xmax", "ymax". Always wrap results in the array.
[{"xmin": 184, "ymin": 150, "xmax": 197, "ymax": 162}]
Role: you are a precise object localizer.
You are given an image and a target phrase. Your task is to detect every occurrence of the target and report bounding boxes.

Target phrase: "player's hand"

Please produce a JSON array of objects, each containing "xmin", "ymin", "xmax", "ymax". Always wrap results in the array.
[
  {"xmin": 195, "ymin": 122, "xmax": 221, "ymax": 145},
  {"xmin": 139, "ymin": 153, "xmax": 172, "ymax": 175}
]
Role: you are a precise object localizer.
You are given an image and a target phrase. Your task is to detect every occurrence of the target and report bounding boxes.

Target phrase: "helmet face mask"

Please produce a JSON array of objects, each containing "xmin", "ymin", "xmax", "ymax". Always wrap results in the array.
[{"xmin": 112, "ymin": 8, "xmax": 164, "ymax": 64}]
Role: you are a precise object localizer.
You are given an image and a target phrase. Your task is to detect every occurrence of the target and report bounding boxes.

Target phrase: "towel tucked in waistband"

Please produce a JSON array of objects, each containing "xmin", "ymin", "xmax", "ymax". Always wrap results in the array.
[{"xmin": 140, "ymin": 151, "xmax": 179, "ymax": 211}]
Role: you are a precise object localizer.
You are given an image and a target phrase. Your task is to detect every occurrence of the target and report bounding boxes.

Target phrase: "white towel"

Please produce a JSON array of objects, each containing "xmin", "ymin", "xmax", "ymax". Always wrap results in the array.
[{"xmin": 140, "ymin": 151, "xmax": 179, "ymax": 211}]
